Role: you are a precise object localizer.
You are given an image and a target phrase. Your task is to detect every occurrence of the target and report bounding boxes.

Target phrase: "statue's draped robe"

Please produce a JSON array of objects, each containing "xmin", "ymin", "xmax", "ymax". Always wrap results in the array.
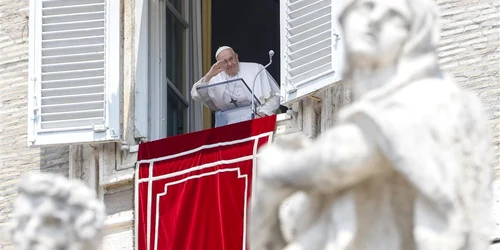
[
  {"xmin": 250, "ymin": 0, "xmax": 492, "ymax": 248},
  {"xmin": 279, "ymin": 79, "xmax": 492, "ymax": 250}
]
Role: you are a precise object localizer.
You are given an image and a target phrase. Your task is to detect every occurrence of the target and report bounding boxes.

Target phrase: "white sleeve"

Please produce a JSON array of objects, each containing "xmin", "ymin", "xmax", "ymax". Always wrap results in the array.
[
  {"xmin": 190, "ymin": 78, "xmax": 209, "ymax": 102},
  {"xmin": 255, "ymin": 67, "xmax": 280, "ymax": 116},
  {"xmin": 256, "ymin": 95, "xmax": 280, "ymax": 116}
]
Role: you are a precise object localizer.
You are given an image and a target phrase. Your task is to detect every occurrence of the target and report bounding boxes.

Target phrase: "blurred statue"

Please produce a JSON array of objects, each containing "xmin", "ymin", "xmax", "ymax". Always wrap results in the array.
[
  {"xmin": 7, "ymin": 173, "xmax": 106, "ymax": 250},
  {"xmin": 250, "ymin": 0, "xmax": 493, "ymax": 249}
]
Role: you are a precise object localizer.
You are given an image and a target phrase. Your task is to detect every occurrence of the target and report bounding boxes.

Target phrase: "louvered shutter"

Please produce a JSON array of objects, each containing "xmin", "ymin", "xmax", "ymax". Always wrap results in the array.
[
  {"xmin": 28, "ymin": 0, "xmax": 120, "ymax": 146},
  {"xmin": 280, "ymin": 0, "xmax": 344, "ymax": 105}
]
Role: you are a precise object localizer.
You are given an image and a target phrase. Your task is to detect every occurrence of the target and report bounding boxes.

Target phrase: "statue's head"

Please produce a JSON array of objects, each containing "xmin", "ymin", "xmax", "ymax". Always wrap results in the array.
[
  {"xmin": 339, "ymin": 0, "xmax": 442, "ymax": 91},
  {"xmin": 340, "ymin": 0, "xmax": 412, "ymax": 69},
  {"xmin": 7, "ymin": 173, "xmax": 106, "ymax": 250}
]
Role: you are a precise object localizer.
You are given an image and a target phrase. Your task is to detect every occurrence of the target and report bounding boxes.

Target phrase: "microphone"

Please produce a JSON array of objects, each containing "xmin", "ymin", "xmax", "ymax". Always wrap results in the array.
[{"xmin": 251, "ymin": 50, "xmax": 274, "ymax": 119}]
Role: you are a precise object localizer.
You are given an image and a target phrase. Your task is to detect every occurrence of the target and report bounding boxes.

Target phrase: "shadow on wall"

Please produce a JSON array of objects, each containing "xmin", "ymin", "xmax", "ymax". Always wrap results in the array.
[{"xmin": 40, "ymin": 146, "xmax": 70, "ymax": 176}]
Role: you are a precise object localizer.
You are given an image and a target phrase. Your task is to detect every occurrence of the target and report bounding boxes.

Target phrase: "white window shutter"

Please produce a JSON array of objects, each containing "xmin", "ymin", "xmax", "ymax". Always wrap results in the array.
[
  {"xmin": 280, "ymin": 0, "xmax": 344, "ymax": 105},
  {"xmin": 28, "ymin": 0, "xmax": 121, "ymax": 146}
]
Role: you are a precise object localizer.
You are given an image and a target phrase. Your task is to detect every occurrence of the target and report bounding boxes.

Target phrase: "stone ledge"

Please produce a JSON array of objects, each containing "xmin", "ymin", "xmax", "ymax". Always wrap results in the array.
[
  {"xmin": 105, "ymin": 210, "xmax": 133, "ymax": 231},
  {"xmin": 102, "ymin": 167, "xmax": 135, "ymax": 189},
  {"xmin": 276, "ymin": 113, "xmax": 292, "ymax": 122}
]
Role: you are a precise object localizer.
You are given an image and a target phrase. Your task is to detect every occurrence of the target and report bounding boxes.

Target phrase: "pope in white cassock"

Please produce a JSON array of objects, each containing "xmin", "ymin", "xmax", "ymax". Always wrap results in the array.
[{"xmin": 191, "ymin": 46, "xmax": 280, "ymax": 127}]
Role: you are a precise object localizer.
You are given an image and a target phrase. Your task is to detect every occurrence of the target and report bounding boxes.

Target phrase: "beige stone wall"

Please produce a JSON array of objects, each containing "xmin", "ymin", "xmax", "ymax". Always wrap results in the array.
[{"xmin": 0, "ymin": 0, "xmax": 70, "ymax": 248}]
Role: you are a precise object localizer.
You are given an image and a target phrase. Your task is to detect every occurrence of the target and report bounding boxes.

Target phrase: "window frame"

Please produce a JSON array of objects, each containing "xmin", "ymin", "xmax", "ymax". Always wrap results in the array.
[
  {"xmin": 160, "ymin": 0, "xmax": 190, "ymax": 137},
  {"xmin": 135, "ymin": 0, "xmax": 203, "ymax": 141}
]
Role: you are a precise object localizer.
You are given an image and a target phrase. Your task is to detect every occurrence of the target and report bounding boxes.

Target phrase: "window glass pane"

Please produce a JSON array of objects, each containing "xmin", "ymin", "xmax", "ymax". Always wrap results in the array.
[
  {"xmin": 166, "ymin": 87, "xmax": 186, "ymax": 137},
  {"xmin": 168, "ymin": 0, "xmax": 183, "ymax": 14},
  {"xmin": 165, "ymin": 6, "xmax": 185, "ymax": 93}
]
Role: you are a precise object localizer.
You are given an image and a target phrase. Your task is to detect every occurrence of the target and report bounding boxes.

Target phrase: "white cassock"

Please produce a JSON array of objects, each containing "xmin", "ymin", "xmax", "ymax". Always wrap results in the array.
[{"xmin": 191, "ymin": 62, "xmax": 280, "ymax": 126}]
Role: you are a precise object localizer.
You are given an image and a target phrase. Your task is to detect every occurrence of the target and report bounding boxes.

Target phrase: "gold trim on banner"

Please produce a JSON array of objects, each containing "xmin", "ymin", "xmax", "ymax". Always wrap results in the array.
[{"xmin": 201, "ymin": 0, "xmax": 212, "ymax": 129}]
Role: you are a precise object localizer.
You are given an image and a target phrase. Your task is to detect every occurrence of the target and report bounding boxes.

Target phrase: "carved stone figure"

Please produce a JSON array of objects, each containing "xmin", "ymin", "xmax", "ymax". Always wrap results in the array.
[
  {"xmin": 250, "ymin": 0, "xmax": 493, "ymax": 249},
  {"xmin": 7, "ymin": 173, "xmax": 106, "ymax": 250}
]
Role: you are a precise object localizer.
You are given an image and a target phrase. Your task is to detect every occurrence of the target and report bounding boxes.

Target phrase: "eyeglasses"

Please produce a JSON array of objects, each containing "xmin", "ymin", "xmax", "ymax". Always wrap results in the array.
[{"xmin": 222, "ymin": 56, "xmax": 236, "ymax": 65}]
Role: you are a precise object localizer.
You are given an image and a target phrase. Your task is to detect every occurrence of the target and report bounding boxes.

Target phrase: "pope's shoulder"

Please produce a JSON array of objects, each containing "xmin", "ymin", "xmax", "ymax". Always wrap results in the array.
[{"xmin": 240, "ymin": 62, "xmax": 265, "ymax": 71}]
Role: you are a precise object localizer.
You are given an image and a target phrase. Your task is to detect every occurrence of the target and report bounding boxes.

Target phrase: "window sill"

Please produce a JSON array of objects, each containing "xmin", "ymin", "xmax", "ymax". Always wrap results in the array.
[{"xmin": 276, "ymin": 113, "xmax": 292, "ymax": 122}]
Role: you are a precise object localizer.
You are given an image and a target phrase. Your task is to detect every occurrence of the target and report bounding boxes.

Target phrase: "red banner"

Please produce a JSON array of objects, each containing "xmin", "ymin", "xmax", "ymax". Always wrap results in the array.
[{"xmin": 135, "ymin": 116, "xmax": 276, "ymax": 250}]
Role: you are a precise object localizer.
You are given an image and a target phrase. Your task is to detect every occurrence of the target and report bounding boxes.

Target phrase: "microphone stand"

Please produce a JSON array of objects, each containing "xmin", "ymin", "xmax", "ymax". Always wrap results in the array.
[{"xmin": 251, "ymin": 50, "xmax": 274, "ymax": 119}]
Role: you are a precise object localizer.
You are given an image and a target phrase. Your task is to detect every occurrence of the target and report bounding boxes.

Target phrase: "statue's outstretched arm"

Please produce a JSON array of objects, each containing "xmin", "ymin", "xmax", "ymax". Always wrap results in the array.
[{"xmin": 257, "ymin": 123, "xmax": 387, "ymax": 194}]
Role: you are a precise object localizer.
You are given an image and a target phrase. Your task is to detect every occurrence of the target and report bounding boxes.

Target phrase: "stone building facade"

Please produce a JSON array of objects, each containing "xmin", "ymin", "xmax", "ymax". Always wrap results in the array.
[
  {"xmin": 0, "ymin": 1, "xmax": 70, "ymax": 248},
  {"xmin": 0, "ymin": 0, "xmax": 498, "ymax": 249}
]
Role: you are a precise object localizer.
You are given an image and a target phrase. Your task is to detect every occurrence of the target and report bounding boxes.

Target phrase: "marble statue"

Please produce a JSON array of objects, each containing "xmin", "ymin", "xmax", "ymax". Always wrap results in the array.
[
  {"xmin": 250, "ymin": 0, "xmax": 493, "ymax": 249},
  {"xmin": 7, "ymin": 173, "xmax": 106, "ymax": 250}
]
